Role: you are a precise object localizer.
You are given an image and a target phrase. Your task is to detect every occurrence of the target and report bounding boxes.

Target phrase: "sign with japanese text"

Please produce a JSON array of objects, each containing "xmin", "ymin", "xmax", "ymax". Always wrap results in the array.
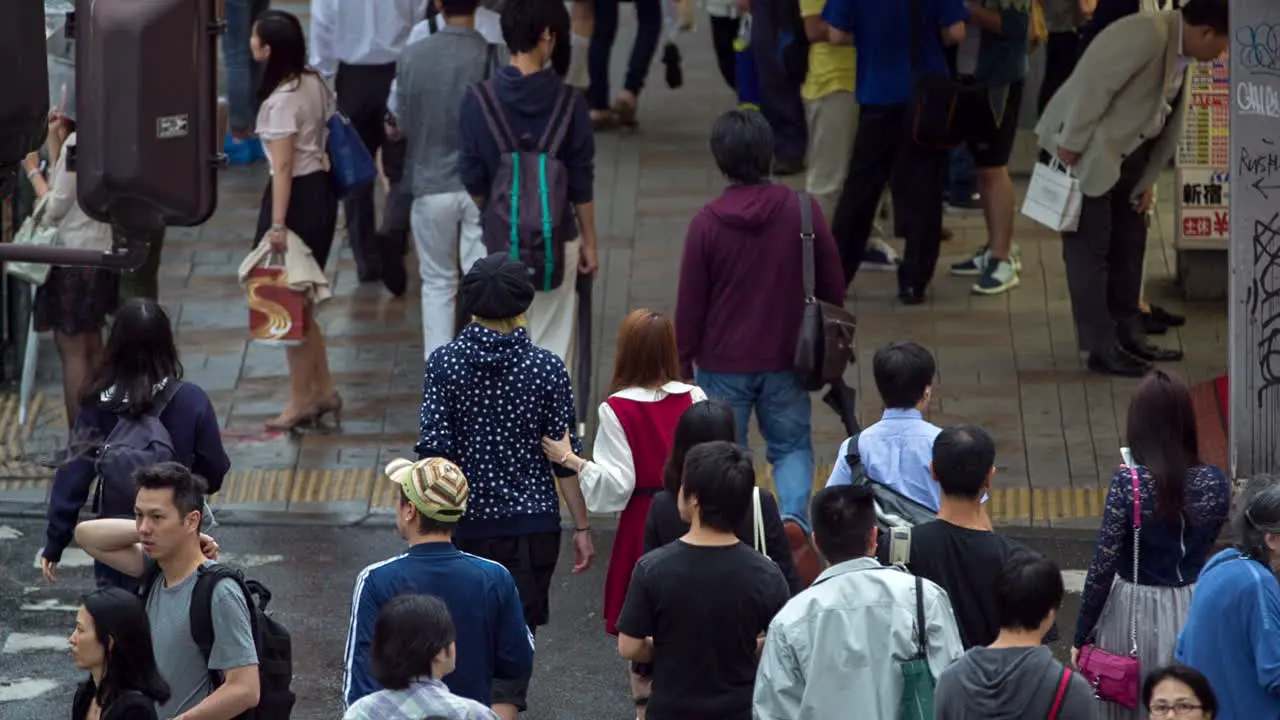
[{"xmin": 1176, "ymin": 59, "xmax": 1231, "ymax": 246}]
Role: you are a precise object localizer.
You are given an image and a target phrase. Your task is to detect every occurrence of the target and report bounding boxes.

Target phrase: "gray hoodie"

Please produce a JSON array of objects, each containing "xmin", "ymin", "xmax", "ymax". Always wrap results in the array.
[{"xmin": 934, "ymin": 646, "xmax": 1096, "ymax": 720}]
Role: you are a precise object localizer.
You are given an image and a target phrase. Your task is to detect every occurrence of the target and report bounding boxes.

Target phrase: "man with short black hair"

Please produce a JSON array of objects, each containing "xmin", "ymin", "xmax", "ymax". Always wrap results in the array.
[
  {"xmin": 903, "ymin": 425, "xmax": 1057, "ymax": 648},
  {"xmin": 343, "ymin": 458, "xmax": 533, "ymax": 718},
  {"xmin": 826, "ymin": 341, "xmax": 944, "ymax": 511},
  {"xmin": 457, "ymin": 0, "xmax": 599, "ymax": 363},
  {"xmin": 754, "ymin": 484, "xmax": 963, "ymax": 719},
  {"xmin": 75, "ymin": 463, "xmax": 260, "ymax": 720},
  {"xmin": 346, "ymin": 594, "xmax": 501, "ymax": 719},
  {"xmin": 934, "ymin": 554, "xmax": 1094, "ymax": 719},
  {"xmin": 616, "ymin": 441, "xmax": 790, "ymax": 719},
  {"xmin": 676, "ymin": 109, "xmax": 844, "ymax": 567}
]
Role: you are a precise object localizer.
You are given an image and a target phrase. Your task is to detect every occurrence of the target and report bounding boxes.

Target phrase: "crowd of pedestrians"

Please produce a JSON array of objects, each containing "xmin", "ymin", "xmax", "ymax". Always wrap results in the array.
[{"xmin": 21, "ymin": 0, "xmax": 1263, "ymax": 718}]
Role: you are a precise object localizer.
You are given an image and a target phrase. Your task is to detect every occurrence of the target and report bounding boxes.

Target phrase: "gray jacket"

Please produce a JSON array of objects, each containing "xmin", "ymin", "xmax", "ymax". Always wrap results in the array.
[
  {"xmin": 934, "ymin": 645, "xmax": 1097, "ymax": 720},
  {"xmin": 396, "ymin": 25, "xmax": 506, "ymax": 197}
]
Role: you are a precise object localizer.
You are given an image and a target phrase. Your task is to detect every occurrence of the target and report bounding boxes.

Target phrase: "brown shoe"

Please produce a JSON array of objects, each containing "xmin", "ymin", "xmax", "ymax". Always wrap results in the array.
[{"xmin": 784, "ymin": 520, "xmax": 822, "ymax": 588}]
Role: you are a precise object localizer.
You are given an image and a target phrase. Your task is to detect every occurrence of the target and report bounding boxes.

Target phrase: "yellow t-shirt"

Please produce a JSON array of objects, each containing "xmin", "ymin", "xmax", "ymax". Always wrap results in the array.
[{"xmin": 800, "ymin": 0, "xmax": 855, "ymax": 101}]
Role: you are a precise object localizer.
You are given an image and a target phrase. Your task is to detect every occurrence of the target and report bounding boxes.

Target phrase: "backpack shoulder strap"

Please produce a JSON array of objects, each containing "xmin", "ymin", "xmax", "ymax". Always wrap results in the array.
[
  {"xmin": 913, "ymin": 575, "xmax": 927, "ymax": 658},
  {"xmin": 537, "ymin": 85, "xmax": 576, "ymax": 156},
  {"xmin": 473, "ymin": 80, "xmax": 517, "ymax": 154},
  {"xmin": 136, "ymin": 559, "xmax": 163, "ymax": 601},
  {"xmin": 189, "ymin": 564, "xmax": 253, "ymax": 664},
  {"xmin": 843, "ymin": 432, "xmax": 865, "ymax": 478},
  {"xmin": 1047, "ymin": 667, "xmax": 1072, "ymax": 720},
  {"xmin": 148, "ymin": 380, "xmax": 184, "ymax": 419}
]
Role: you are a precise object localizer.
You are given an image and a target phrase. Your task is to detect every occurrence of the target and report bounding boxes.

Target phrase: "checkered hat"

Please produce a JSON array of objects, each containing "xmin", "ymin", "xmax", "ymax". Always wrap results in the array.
[{"xmin": 384, "ymin": 457, "xmax": 469, "ymax": 522}]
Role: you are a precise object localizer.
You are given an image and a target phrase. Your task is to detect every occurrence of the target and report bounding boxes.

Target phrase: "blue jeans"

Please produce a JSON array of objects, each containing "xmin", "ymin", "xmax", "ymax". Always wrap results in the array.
[
  {"xmin": 695, "ymin": 369, "xmax": 815, "ymax": 529},
  {"xmin": 222, "ymin": 0, "xmax": 268, "ymax": 132},
  {"xmin": 948, "ymin": 145, "xmax": 977, "ymax": 202}
]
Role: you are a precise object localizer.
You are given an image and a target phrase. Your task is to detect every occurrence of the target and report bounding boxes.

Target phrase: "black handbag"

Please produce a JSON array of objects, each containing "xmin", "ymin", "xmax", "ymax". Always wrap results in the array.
[
  {"xmin": 907, "ymin": 0, "xmax": 982, "ymax": 149},
  {"xmin": 792, "ymin": 191, "xmax": 857, "ymax": 391}
]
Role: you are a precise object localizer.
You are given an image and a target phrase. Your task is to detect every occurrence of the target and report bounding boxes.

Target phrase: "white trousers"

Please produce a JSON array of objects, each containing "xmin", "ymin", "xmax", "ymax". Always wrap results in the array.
[
  {"xmin": 411, "ymin": 192, "xmax": 487, "ymax": 359},
  {"xmin": 527, "ymin": 239, "xmax": 581, "ymax": 368}
]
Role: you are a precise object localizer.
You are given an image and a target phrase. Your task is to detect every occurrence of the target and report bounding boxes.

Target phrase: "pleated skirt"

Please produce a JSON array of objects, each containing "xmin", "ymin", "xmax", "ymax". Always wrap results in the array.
[{"xmin": 1092, "ymin": 578, "xmax": 1196, "ymax": 720}]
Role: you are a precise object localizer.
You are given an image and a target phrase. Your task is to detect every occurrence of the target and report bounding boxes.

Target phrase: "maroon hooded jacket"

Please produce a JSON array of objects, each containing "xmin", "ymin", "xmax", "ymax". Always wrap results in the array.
[{"xmin": 675, "ymin": 183, "xmax": 845, "ymax": 378}]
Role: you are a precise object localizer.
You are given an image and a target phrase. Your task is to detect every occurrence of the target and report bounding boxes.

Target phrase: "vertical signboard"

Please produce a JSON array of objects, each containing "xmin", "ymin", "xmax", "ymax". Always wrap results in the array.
[
  {"xmin": 1176, "ymin": 59, "xmax": 1230, "ymax": 248},
  {"xmin": 1230, "ymin": 0, "xmax": 1280, "ymax": 478}
]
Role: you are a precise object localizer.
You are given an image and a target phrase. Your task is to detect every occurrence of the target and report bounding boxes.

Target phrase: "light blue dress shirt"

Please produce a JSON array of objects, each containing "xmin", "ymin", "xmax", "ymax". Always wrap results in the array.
[{"xmin": 825, "ymin": 408, "xmax": 944, "ymax": 512}]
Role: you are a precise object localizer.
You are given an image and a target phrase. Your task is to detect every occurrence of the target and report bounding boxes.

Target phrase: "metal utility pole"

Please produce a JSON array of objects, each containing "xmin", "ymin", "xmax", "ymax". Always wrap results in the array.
[{"xmin": 1229, "ymin": 0, "xmax": 1280, "ymax": 478}]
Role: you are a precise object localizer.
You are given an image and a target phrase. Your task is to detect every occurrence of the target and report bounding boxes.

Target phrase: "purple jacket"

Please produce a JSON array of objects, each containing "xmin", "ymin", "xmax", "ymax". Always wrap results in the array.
[{"xmin": 676, "ymin": 183, "xmax": 845, "ymax": 377}]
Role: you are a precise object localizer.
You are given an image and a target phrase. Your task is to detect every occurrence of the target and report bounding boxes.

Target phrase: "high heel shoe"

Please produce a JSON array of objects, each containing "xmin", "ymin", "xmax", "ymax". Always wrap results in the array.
[
  {"xmin": 314, "ymin": 392, "xmax": 343, "ymax": 427},
  {"xmin": 264, "ymin": 406, "xmax": 318, "ymax": 432}
]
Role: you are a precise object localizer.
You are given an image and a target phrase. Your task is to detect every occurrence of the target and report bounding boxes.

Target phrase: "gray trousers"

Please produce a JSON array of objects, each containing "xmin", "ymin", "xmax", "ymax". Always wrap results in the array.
[{"xmin": 1060, "ymin": 141, "xmax": 1155, "ymax": 354}]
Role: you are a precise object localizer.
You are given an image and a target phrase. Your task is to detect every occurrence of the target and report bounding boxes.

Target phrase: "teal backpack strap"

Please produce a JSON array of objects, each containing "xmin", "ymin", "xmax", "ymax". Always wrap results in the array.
[
  {"xmin": 538, "ymin": 154, "xmax": 552, "ymax": 291},
  {"xmin": 510, "ymin": 153, "xmax": 520, "ymax": 257}
]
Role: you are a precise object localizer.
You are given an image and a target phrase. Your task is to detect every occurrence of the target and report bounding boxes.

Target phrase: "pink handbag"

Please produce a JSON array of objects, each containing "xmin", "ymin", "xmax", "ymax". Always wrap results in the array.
[{"xmin": 1077, "ymin": 466, "xmax": 1143, "ymax": 709}]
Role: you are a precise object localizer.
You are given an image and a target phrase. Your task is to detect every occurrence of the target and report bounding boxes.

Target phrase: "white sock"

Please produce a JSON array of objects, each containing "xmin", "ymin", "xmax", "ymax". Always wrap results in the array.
[{"xmin": 568, "ymin": 33, "xmax": 590, "ymax": 89}]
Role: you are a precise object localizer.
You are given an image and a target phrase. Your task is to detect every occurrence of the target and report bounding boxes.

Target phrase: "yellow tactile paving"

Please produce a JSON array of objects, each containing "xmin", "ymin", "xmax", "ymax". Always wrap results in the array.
[{"xmin": 0, "ymin": 462, "xmax": 1113, "ymax": 522}]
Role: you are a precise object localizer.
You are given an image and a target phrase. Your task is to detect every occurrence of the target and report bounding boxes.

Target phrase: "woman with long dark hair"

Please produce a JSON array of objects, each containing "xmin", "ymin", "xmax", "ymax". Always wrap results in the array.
[
  {"xmin": 69, "ymin": 587, "xmax": 171, "ymax": 720},
  {"xmin": 250, "ymin": 9, "xmax": 341, "ymax": 430},
  {"xmin": 643, "ymin": 400, "xmax": 800, "ymax": 590},
  {"xmin": 1072, "ymin": 370, "xmax": 1230, "ymax": 720},
  {"xmin": 40, "ymin": 299, "xmax": 230, "ymax": 591}
]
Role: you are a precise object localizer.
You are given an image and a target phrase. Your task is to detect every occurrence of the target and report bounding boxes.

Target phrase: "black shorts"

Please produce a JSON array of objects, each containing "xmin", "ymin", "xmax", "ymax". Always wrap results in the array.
[
  {"xmin": 964, "ymin": 80, "xmax": 1023, "ymax": 169},
  {"xmin": 454, "ymin": 531, "xmax": 562, "ymax": 711}
]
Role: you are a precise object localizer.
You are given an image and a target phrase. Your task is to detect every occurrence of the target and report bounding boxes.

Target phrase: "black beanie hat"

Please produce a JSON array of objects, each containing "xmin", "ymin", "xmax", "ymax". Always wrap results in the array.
[{"xmin": 461, "ymin": 253, "xmax": 536, "ymax": 319}]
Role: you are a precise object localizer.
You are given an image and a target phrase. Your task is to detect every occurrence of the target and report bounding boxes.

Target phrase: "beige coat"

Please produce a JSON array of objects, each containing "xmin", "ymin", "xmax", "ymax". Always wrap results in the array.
[
  {"xmin": 237, "ymin": 231, "xmax": 332, "ymax": 305},
  {"xmin": 1035, "ymin": 10, "xmax": 1189, "ymax": 199}
]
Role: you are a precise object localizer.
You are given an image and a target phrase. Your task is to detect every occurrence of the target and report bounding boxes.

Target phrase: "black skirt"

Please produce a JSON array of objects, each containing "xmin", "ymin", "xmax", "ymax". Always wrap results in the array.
[
  {"xmin": 33, "ymin": 266, "xmax": 120, "ymax": 335},
  {"xmin": 255, "ymin": 170, "xmax": 339, "ymax": 269}
]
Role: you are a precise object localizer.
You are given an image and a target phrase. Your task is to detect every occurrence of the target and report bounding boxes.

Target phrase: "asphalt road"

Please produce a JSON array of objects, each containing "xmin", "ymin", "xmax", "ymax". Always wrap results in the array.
[{"xmin": 0, "ymin": 518, "xmax": 1095, "ymax": 720}]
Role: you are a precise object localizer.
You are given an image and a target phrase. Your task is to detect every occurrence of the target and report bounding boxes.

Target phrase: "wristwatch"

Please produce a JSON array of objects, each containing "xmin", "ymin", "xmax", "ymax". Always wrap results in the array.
[{"xmin": 574, "ymin": 526, "xmax": 591, "ymax": 534}]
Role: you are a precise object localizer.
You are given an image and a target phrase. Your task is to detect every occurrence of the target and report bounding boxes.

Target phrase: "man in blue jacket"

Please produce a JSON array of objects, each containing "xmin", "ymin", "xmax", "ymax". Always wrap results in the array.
[{"xmin": 343, "ymin": 457, "xmax": 534, "ymax": 718}]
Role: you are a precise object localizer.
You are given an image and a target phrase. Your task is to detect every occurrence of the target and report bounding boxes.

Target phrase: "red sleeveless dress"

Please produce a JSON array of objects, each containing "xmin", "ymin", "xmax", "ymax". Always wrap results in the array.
[{"xmin": 602, "ymin": 391, "xmax": 694, "ymax": 635}]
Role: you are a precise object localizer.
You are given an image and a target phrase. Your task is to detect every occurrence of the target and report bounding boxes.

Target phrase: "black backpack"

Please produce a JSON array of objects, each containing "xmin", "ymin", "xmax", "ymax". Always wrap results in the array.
[{"xmin": 140, "ymin": 563, "xmax": 295, "ymax": 719}]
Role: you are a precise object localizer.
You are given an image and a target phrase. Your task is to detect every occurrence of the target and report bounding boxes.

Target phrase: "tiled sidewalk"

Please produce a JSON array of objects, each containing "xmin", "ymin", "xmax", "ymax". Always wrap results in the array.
[{"xmin": 0, "ymin": 9, "xmax": 1229, "ymax": 526}]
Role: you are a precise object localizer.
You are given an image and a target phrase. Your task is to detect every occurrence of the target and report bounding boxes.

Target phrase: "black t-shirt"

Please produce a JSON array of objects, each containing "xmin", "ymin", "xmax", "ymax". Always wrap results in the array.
[
  {"xmin": 615, "ymin": 539, "xmax": 791, "ymax": 720},
  {"xmin": 906, "ymin": 520, "xmax": 1058, "ymax": 649}
]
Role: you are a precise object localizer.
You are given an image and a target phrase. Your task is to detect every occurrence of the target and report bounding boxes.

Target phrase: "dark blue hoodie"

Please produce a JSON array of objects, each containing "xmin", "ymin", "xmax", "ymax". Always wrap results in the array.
[
  {"xmin": 415, "ymin": 324, "xmax": 580, "ymax": 539},
  {"xmin": 457, "ymin": 65, "xmax": 594, "ymax": 243}
]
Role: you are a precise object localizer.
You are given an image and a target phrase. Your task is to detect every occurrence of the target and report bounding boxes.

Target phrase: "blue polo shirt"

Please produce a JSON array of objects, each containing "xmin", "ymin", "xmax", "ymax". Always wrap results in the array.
[
  {"xmin": 342, "ymin": 542, "xmax": 535, "ymax": 708},
  {"xmin": 822, "ymin": 0, "xmax": 968, "ymax": 106}
]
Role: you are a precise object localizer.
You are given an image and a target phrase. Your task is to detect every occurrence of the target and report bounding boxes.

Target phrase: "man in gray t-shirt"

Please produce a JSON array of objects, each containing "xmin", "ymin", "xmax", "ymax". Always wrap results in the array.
[
  {"xmin": 147, "ymin": 560, "xmax": 258, "ymax": 718},
  {"xmin": 75, "ymin": 464, "xmax": 261, "ymax": 720}
]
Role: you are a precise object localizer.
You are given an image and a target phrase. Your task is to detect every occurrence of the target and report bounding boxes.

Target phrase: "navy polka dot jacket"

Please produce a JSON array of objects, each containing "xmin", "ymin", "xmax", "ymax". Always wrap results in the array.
[{"xmin": 415, "ymin": 324, "xmax": 581, "ymax": 539}]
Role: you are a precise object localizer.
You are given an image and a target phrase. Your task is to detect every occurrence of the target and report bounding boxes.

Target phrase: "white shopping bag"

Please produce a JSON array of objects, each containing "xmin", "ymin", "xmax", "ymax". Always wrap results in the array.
[{"xmin": 1021, "ymin": 157, "xmax": 1083, "ymax": 232}]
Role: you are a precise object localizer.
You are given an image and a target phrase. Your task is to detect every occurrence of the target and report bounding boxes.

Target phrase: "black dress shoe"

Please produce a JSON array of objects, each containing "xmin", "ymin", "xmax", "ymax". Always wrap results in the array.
[
  {"xmin": 1120, "ymin": 339, "xmax": 1183, "ymax": 363},
  {"xmin": 1149, "ymin": 304, "xmax": 1186, "ymax": 327},
  {"xmin": 1141, "ymin": 311, "xmax": 1169, "ymax": 335},
  {"xmin": 1087, "ymin": 346, "xmax": 1150, "ymax": 377},
  {"xmin": 898, "ymin": 286, "xmax": 926, "ymax": 305}
]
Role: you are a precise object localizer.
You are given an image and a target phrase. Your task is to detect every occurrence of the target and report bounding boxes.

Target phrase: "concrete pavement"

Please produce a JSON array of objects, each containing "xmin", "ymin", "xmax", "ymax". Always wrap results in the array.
[
  {"xmin": 0, "ymin": 5, "xmax": 1230, "ymax": 527},
  {"xmin": 0, "ymin": 518, "xmax": 1095, "ymax": 719}
]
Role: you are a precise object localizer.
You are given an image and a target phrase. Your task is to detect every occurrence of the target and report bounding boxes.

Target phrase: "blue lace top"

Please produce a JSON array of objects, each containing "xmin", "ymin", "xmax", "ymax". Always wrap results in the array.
[{"xmin": 1073, "ymin": 463, "xmax": 1231, "ymax": 648}]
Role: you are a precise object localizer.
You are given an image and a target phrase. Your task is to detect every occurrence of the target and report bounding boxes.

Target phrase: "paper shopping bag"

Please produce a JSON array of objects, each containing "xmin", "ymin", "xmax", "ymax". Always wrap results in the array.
[
  {"xmin": 246, "ymin": 262, "xmax": 308, "ymax": 345},
  {"xmin": 1021, "ymin": 158, "xmax": 1083, "ymax": 232}
]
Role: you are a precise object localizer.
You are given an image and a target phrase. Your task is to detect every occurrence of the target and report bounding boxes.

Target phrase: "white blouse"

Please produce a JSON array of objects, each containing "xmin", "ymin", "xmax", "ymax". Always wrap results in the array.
[{"xmin": 579, "ymin": 381, "xmax": 707, "ymax": 514}]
